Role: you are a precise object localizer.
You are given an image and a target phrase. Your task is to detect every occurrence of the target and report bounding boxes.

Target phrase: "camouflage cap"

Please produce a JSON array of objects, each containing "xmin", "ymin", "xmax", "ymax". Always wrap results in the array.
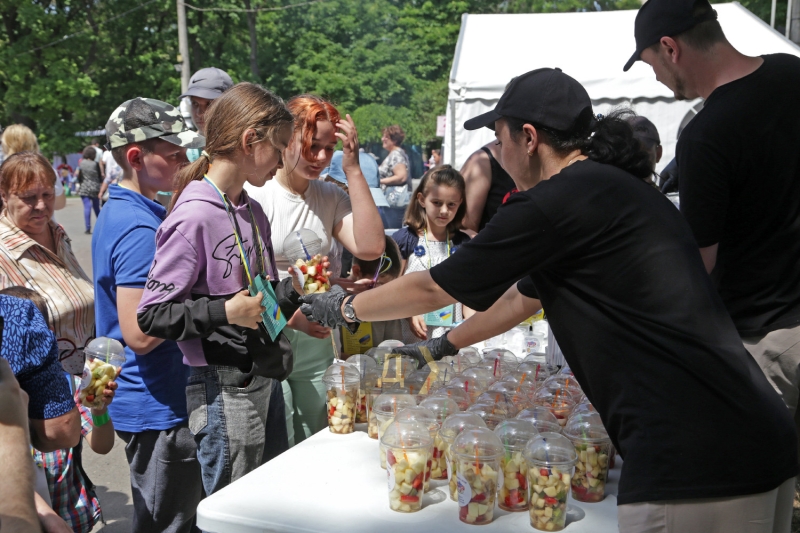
[{"xmin": 105, "ymin": 97, "xmax": 205, "ymax": 150}]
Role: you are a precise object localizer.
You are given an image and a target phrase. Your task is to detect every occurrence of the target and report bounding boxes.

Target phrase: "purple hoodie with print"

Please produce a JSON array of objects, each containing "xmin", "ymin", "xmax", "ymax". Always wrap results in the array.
[{"xmin": 137, "ymin": 179, "xmax": 300, "ymax": 372}]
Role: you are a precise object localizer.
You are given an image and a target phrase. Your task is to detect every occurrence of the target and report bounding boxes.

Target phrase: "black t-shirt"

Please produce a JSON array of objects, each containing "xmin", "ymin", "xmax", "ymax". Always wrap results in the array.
[
  {"xmin": 479, "ymin": 147, "xmax": 516, "ymax": 231},
  {"xmin": 677, "ymin": 54, "xmax": 800, "ymax": 337},
  {"xmin": 430, "ymin": 159, "xmax": 797, "ymax": 504}
]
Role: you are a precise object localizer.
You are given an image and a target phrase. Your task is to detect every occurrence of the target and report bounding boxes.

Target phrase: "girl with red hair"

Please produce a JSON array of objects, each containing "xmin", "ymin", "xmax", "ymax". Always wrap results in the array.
[{"xmin": 246, "ymin": 94, "xmax": 384, "ymax": 444}]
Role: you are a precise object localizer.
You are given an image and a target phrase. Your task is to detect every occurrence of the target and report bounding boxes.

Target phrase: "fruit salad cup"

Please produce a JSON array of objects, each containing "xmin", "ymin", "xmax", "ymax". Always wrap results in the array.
[
  {"xmin": 523, "ymin": 433, "xmax": 578, "ymax": 532},
  {"xmin": 366, "ymin": 387, "xmax": 383, "ymax": 439},
  {"xmin": 321, "ymin": 362, "xmax": 361, "ymax": 434},
  {"xmin": 394, "ymin": 407, "xmax": 438, "ymax": 492},
  {"xmin": 439, "ymin": 412, "xmax": 487, "ymax": 501},
  {"xmin": 453, "ymin": 427, "xmax": 505, "ymax": 525},
  {"xmin": 533, "ymin": 396, "xmax": 576, "ymax": 427},
  {"xmin": 494, "ymin": 419, "xmax": 538, "ymax": 512},
  {"xmin": 381, "ymin": 419, "xmax": 432, "ymax": 513},
  {"xmin": 79, "ymin": 337, "xmax": 126, "ymax": 409},
  {"xmin": 564, "ymin": 413, "xmax": 611, "ymax": 503}
]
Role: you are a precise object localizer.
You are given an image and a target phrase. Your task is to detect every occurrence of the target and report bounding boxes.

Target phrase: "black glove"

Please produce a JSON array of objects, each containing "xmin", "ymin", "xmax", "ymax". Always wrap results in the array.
[
  {"xmin": 391, "ymin": 333, "xmax": 459, "ymax": 369},
  {"xmin": 300, "ymin": 285, "xmax": 352, "ymax": 329}
]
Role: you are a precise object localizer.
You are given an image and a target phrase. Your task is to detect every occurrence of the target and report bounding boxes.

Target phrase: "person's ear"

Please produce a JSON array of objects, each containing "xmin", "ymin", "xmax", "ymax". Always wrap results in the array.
[
  {"xmin": 241, "ymin": 129, "xmax": 257, "ymax": 156},
  {"xmin": 127, "ymin": 146, "xmax": 145, "ymax": 172},
  {"xmin": 660, "ymin": 36, "xmax": 681, "ymax": 65},
  {"xmin": 521, "ymin": 123, "xmax": 540, "ymax": 155},
  {"xmin": 0, "ymin": 190, "xmax": 7, "ymax": 204},
  {"xmin": 417, "ymin": 192, "xmax": 425, "ymax": 207},
  {"xmin": 656, "ymin": 145, "xmax": 663, "ymax": 164}
]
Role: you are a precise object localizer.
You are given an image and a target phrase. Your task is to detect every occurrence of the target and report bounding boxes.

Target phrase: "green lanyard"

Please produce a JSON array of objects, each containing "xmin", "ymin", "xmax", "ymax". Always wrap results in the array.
[
  {"xmin": 423, "ymin": 229, "xmax": 451, "ymax": 269},
  {"xmin": 203, "ymin": 176, "xmax": 265, "ymax": 286}
]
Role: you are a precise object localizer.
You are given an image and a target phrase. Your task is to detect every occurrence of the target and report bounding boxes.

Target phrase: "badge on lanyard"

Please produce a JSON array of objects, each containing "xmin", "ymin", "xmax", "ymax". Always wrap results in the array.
[
  {"xmin": 424, "ymin": 306, "xmax": 455, "ymax": 327},
  {"xmin": 204, "ymin": 176, "xmax": 287, "ymax": 340}
]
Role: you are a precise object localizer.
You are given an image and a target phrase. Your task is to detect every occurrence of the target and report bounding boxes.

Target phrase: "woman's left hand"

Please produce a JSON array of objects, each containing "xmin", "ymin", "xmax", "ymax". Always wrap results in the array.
[{"xmin": 335, "ymin": 114, "xmax": 362, "ymax": 175}]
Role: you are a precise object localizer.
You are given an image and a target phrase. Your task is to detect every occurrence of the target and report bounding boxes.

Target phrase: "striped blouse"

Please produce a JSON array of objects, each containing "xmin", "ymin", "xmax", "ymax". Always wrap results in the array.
[{"xmin": 0, "ymin": 214, "xmax": 95, "ymax": 366}]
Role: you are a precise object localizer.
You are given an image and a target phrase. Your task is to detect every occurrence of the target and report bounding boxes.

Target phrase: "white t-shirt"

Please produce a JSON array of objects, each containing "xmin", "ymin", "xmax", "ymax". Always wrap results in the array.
[
  {"xmin": 102, "ymin": 150, "xmax": 121, "ymax": 182},
  {"xmin": 245, "ymin": 179, "xmax": 352, "ymax": 279}
]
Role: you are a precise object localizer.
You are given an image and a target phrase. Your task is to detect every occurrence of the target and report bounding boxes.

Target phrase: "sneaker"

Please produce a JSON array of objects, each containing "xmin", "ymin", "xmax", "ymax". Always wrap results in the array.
[{"xmin": 85, "ymin": 229, "xmax": 92, "ymax": 235}]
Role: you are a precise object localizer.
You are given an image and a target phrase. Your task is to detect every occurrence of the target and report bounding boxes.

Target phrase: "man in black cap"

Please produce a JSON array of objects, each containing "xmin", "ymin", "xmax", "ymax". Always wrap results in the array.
[
  {"xmin": 627, "ymin": 0, "xmax": 800, "ymax": 474},
  {"xmin": 300, "ymin": 67, "xmax": 798, "ymax": 532}
]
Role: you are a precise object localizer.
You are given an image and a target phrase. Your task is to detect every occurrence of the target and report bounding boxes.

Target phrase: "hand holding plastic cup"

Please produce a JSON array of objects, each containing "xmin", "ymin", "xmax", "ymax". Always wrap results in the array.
[
  {"xmin": 453, "ymin": 427, "xmax": 505, "ymax": 525},
  {"xmin": 524, "ymin": 433, "xmax": 577, "ymax": 531},
  {"xmin": 322, "ymin": 362, "xmax": 361, "ymax": 434},
  {"xmin": 79, "ymin": 337, "xmax": 125, "ymax": 409},
  {"xmin": 381, "ymin": 419, "xmax": 432, "ymax": 513},
  {"xmin": 494, "ymin": 419, "xmax": 538, "ymax": 512},
  {"xmin": 563, "ymin": 412, "xmax": 612, "ymax": 502}
]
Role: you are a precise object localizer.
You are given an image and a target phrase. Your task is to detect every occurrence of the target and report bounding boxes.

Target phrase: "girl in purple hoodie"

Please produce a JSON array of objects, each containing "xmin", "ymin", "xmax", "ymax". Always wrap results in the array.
[{"xmin": 136, "ymin": 83, "xmax": 303, "ymax": 496}]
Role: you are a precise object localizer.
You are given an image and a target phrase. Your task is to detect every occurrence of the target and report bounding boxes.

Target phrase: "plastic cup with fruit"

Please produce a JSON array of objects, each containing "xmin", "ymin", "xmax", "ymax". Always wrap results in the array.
[
  {"xmin": 532, "ymin": 391, "xmax": 576, "ymax": 427},
  {"xmin": 381, "ymin": 419, "xmax": 432, "ymax": 513},
  {"xmin": 466, "ymin": 403, "xmax": 509, "ymax": 430},
  {"xmin": 453, "ymin": 427, "xmax": 505, "ymax": 525},
  {"xmin": 419, "ymin": 396, "xmax": 460, "ymax": 481},
  {"xmin": 523, "ymin": 432, "xmax": 578, "ymax": 532},
  {"xmin": 439, "ymin": 412, "xmax": 487, "ymax": 501},
  {"xmin": 348, "ymin": 355, "xmax": 378, "ymax": 423},
  {"xmin": 395, "ymin": 407, "xmax": 438, "ymax": 492},
  {"xmin": 282, "ymin": 229, "xmax": 329, "ymax": 294},
  {"xmin": 494, "ymin": 419, "xmax": 538, "ymax": 512},
  {"xmin": 373, "ymin": 392, "xmax": 417, "ymax": 467},
  {"xmin": 563, "ymin": 412, "xmax": 611, "ymax": 503},
  {"xmin": 432, "ymin": 386, "xmax": 471, "ymax": 411},
  {"xmin": 322, "ymin": 362, "xmax": 361, "ymax": 434},
  {"xmin": 541, "ymin": 375, "xmax": 584, "ymax": 404},
  {"xmin": 79, "ymin": 337, "xmax": 126, "ymax": 409},
  {"xmin": 516, "ymin": 406, "xmax": 561, "ymax": 427}
]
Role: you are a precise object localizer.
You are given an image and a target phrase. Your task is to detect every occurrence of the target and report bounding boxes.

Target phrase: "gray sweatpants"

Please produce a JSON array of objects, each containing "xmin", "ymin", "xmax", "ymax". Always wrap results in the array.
[{"xmin": 117, "ymin": 424, "xmax": 203, "ymax": 533}]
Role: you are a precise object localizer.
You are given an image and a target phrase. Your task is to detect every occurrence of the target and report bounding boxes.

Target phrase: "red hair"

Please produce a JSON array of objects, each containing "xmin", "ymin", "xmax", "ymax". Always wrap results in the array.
[
  {"xmin": 287, "ymin": 95, "xmax": 340, "ymax": 162},
  {"xmin": 0, "ymin": 151, "xmax": 56, "ymax": 197}
]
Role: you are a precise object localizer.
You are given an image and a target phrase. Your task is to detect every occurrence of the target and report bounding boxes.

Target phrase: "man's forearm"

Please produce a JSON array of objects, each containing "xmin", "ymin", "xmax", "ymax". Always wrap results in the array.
[
  {"xmin": 350, "ymin": 271, "xmax": 454, "ymax": 322},
  {"xmin": 448, "ymin": 284, "xmax": 541, "ymax": 349},
  {"xmin": 0, "ymin": 426, "xmax": 40, "ymax": 532}
]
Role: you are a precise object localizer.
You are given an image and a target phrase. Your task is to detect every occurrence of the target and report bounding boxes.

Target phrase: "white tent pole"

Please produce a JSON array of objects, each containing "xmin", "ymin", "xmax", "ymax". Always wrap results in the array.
[
  {"xmin": 787, "ymin": 0, "xmax": 794, "ymax": 38},
  {"xmin": 771, "ymin": 0, "xmax": 777, "ymax": 27}
]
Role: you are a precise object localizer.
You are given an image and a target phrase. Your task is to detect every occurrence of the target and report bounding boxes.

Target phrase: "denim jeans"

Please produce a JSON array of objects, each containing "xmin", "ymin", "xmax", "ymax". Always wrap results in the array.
[{"xmin": 186, "ymin": 365, "xmax": 275, "ymax": 496}]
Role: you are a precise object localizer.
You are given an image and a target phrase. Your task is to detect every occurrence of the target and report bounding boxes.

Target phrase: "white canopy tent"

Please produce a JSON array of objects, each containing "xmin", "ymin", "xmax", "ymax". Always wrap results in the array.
[{"xmin": 444, "ymin": 3, "xmax": 800, "ymax": 173}]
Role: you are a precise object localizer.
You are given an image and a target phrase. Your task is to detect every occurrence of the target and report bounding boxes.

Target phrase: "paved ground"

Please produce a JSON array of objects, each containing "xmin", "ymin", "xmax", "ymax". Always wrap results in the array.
[{"xmin": 58, "ymin": 197, "xmax": 134, "ymax": 532}]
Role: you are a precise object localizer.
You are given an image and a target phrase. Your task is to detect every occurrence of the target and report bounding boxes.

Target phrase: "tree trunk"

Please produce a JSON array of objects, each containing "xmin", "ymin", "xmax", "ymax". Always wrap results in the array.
[{"xmin": 242, "ymin": 0, "xmax": 260, "ymax": 80}]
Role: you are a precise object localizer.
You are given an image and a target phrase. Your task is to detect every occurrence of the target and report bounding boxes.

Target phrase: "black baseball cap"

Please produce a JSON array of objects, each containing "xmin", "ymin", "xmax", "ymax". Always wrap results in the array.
[
  {"xmin": 464, "ymin": 68, "xmax": 592, "ymax": 132},
  {"xmin": 623, "ymin": 0, "xmax": 718, "ymax": 72},
  {"xmin": 179, "ymin": 67, "xmax": 234, "ymax": 100}
]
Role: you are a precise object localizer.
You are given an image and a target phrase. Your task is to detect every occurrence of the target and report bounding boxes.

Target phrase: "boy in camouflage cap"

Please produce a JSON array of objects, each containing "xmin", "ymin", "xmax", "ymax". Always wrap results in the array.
[{"xmin": 92, "ymin": 97, "xmax": 204, "ymax": 533}]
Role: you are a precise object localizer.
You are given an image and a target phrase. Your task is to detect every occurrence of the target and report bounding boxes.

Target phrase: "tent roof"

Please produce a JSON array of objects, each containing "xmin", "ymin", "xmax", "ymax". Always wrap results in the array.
[{"xmin": 450, "ymin": 3, "xmax": 800, "ymax": 101}]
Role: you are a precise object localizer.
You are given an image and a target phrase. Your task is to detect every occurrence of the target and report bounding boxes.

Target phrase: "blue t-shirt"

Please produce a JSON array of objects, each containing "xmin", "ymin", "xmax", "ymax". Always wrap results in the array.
[
  {"xmin": 92, "ymin": 185, "xmax": 189, "ymax": 433},
  {"xmin": 0, "ymin": 295, "xmax": 74, "ymax": 419}
]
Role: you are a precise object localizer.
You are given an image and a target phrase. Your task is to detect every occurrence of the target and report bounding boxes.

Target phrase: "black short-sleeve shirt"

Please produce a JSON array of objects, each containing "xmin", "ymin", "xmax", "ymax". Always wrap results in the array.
[
  {"xmin": 677, "ymin": 54, "xmax": 800, "ymax": 336},
  {"xmin": 430, "ymin": 160, "xmax": 797, "ymax": 504}
]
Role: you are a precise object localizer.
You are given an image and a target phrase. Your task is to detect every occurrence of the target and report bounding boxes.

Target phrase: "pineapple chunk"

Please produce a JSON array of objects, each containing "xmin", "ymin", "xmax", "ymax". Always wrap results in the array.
[
  {"xmin": 400, "ymin": 503, "xmax": 411, "ymax": 512},
  {"xmin": 543, "ymin": 486, "xmax": 558, "ymax": 497},
  {"xmin": 478, "ymin": 504, "xmax": 489, "ymax": 515},
  {"xmin": 467, "ymin": 503, "xmax": 480, "ymax": 519},
  {"xmin": 544, "ymin": 506, "xmax": 553, "ymax": 518}
]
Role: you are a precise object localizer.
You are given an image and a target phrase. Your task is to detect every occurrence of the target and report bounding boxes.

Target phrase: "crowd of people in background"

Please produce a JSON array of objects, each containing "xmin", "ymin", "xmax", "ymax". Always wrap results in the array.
[{"xmin": 1, "ymin": 0, "xmax": 799, "ymax": 532}]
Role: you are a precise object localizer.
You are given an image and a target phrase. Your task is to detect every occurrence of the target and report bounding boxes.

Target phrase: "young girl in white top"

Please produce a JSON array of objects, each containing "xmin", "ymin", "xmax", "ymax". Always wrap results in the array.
[
  {"xmin": 245, "ymin": 94, "xmax": 384, "ymax": 445},
  {"xmin": 391, "ymin": 165, "xmax": 475, "ymax": 344}
]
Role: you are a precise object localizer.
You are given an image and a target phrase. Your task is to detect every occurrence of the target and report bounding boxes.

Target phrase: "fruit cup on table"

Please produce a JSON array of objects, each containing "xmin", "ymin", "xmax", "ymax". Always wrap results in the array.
[
  {"xmin": 523, "ymin": 432, "xmax": 577, "ymax": 532},
  {"xmin": 322, "ymin": 362, "xmax": 361, "ymax": 434},
  {"xmin": 516, "ymin": 405, "xmax": 562, "ymax": 428},
  {"xmin": 282, "ymin": 229, "xmax": 330, "ymax": 294},
  {"xmin": 448, "ymin": 375, "xmax": 487, "ymax": 405},
  {"xmin": 452, "ymin": 427, "xmax": 505, "ymax": 525},
  {"xmin": 516, "ymin": 361, "xmax": 552, "ymax": 389},
  {"xmin": 494, "ymin": 419, "xmax": 538, "ymax": 512},
  {"xmin": 439, "ymin": 412, "xmax": 487, "ymax": 501},
  {"xmin": 372, "ymin": 392, "xmax": 417, "ymax": 467},
  {"xmin": 395, "ymin": 406, "xmax": 439, "ymax": 492},
  {"xmin": 419, "ymin": 396, "xmax": 461, "ymax": 481},
  {"xmin": 467, "ymin": 402, "xmax": 509, "ymax": 430},
  {"xmin": 532, "ymin": 390, "xmax": 576, "ymax": 427},
  {"xmin": 432, "ymin": 386, "xmax": 471, "ymax": 411},
  {"xmin": 347, "ymin": 354, "xmax": 378, "ymax": 423},
  {"xmin": 563, "ymin": 412, "xmax": 612, "ymax": 503},
  {"xmin": 79, "ymin": 337, "xmax": 126, "ymax": 409},
  {"xmin": 541, "ymin": 375, "xmax": 584, "ymax": 404},
  {"xmin": 381, "ymin": 419, "xmax": 432, "ymax": 513}
]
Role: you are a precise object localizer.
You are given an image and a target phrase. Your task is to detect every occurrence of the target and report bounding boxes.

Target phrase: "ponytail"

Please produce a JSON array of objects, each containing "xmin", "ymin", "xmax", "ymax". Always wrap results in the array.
[
  {"xmin": 169, "ymin": 82, "xmax": 293, "ymax": 213},
  {"xmin": 507, "ymin": 108, "xmax": 653, "ymax": 180}
]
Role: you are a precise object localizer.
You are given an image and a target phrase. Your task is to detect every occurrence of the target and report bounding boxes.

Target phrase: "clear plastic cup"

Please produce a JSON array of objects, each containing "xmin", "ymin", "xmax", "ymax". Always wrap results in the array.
[
  {"xmin": 466, "ymin": 403, "xmax": 508, "ymax": 430},
  {"xmin": 462, "ymin": 367, "xmax": 497, "ymax": 387},
  {"xmin": 453, "ymin": 427, "xmax": 505, "ymax": 525},
  {"xmin": 282, "ymin": 229, "xmax": 329, "ymax": 294},
  {"xmin": 494, "ymin": 419, "xmax": 538, "ymax": 512},
  {"xmin": 322, "ymin": 362, "xmax": 361, "ymax": 434},
  {"xmin": 348, "ymin": 354, "xmax": 378, "ymax": 423},
  {"xmin": 532, "ymin": 394, "xmax": 576, "ymax": 427},
  {"xmin": 375, "ymin": 354, "xmax": 416, "ymax": 389},
  {"xmin": 516, "ymin": 361, "xmax": 551, "ymax": 387},
  {"xmin": 395, "ymin": 407, "xmax": 438, "ymax": 491},
  {"xmin": 488, "ymin": 381, "xmax": 533, "ymax": 411},
  {"xmin": 79, "ymin": 337, "xmax": 126, "ymax": 409},
  {"xmin": 563, "ymin": 412, "xmax": 611, "ymax": 503},
  {"xmin": 524, "ymin": 433, "xmax": 577, "ymax": 532},
  {"xmin": 541, "ymin": 375, "xmax": 583, "ymax": 403},
  {"xmin": 439, "ymin": 413, "xmax": 487, "ymax": 501},
  {"xmin": 532, "ymin": 420, "xmax": 564, "ymax": 434},
  {"xmin": 458, "ymin": 347, "xmax": 482, "ymax": 364},
  {"xmin": 378, "ymin": 339, "xmax": 405, "ymax": 349},
  {"xmin": 366, "ymin": 386, "xmax": 383, "ymax": 439},
  {"xmin": 381, "ymin": 419, "xmax": 432, "ymax": 513},
  {"xmin": 419, "ymin": 396, "xmax": 460, "ymax": 480},
  {"xmin": 373, "ymin": 392, "xmax": 417, "ymax": 467},
  {"xmin": 448, "ymin": 375, "xmax": 487, "ymax": 404},
  {"xmin": 477, "ymin": 390, "xmax": 522, "ymax": 416},
  {"xmin": 433, "ymin": 386, "xmax": 471, "ymax": 411},
  {"xmin": 516, "ymin": 406, "xmax": 561, "ymax": 426}
]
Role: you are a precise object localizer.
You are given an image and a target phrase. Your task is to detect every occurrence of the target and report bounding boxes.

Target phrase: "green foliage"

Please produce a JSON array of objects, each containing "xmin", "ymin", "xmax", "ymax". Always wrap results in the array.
[{"xmin": 0, "ymin": 0, "xmax": 782, "ymax": 156}]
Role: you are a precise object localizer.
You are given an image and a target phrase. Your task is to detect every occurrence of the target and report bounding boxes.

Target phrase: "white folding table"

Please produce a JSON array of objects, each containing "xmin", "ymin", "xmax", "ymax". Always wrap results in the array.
[{"xmin": 197, "ymin": 426, "xmax": 620, "ymax": 533}]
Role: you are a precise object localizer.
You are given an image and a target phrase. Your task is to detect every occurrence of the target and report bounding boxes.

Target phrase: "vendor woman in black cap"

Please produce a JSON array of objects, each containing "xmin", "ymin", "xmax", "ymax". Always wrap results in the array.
[{"xmin": 301, "ymin": 68, "xmax": 797, "ymax": 532}]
